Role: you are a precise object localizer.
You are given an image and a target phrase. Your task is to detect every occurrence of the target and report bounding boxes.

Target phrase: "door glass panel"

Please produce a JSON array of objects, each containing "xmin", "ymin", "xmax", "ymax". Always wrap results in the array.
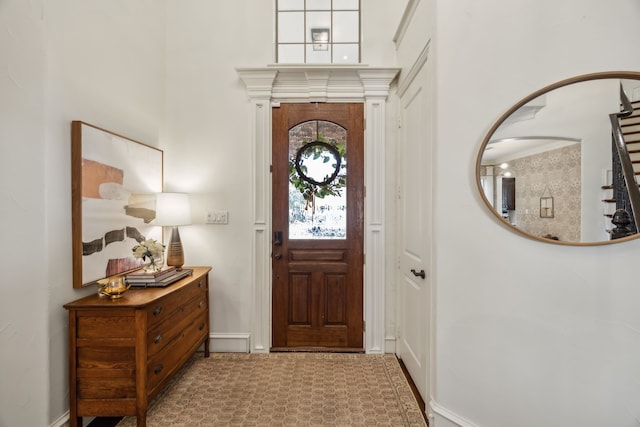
[{"xmin": 289, "ymin": 120, "xmax": 347, "ymax": 239}]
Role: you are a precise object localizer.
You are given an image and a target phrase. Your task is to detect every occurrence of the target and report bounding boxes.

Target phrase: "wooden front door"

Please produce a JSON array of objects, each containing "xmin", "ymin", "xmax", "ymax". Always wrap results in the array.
[{"xmin": 272, "ymin": 103, "xmax": 364, "ymax": 351}]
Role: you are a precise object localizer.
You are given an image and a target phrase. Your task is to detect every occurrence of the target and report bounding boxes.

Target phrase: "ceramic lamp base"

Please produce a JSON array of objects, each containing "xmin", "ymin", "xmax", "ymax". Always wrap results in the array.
[{"xmin": 166, "ymin": 226, "xmax": 185, "ymax": 269}]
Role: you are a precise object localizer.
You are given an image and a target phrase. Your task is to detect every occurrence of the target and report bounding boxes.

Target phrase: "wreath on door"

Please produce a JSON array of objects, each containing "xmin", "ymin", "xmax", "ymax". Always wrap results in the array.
[{"xmin": 288, "ymin": 136, "xmax": 346, "ymax": 214}]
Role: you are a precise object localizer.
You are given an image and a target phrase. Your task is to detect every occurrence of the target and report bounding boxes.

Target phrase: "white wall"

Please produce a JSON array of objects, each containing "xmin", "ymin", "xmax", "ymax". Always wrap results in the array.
[
  {"xmin": 0, "ymin": 2, "xmax": 48, "ymax": 426},
  {"xmin": 44, "ymin": 2, "xmax": 167, "ymax": 424},
  {"xmin": 160, "ymin": 0, "xmax": 274, "ymax": 338},
  {"xmin": 0, "ymin": 1, "xmax": 169, "ymax": 425},
  {"xmin": 430, "ymin": 1, "xmax": 640, "ymax": 426}
]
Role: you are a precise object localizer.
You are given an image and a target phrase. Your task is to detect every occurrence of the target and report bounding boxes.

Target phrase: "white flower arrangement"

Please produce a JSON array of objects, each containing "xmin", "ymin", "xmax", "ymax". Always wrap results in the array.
[{"xmin": 132, "ymin": 239, "xmax": 165, "ymax": 262}]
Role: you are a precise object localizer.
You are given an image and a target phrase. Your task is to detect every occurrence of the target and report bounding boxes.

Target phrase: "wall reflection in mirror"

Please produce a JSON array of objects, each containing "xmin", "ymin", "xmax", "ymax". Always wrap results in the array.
[{"xmin": 477, "ymin": 72, "xmax": 640, "ymax": 245}]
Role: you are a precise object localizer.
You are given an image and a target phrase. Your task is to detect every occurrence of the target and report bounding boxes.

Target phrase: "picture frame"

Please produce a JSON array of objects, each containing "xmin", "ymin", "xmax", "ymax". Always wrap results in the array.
[
  {"xmin": 540, "ymin": 196, "xmax": 554, "ymax": 218},
  {"xmin": 71, "ymin": 121, "xmax": 164, "ymax": 288}
]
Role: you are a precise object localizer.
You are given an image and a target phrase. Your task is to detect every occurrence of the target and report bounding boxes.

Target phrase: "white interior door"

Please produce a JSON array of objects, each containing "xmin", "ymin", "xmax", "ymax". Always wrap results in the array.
[{"xmin": 396, "ymin": 63, "xmax": 431, "ymax": 401}]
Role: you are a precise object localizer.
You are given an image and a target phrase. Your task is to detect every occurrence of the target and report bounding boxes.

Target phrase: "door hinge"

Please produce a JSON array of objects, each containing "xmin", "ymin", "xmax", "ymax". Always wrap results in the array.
[
  {"xmin": 363, "ymin": 321, "xmax": 366, "ymax": 332},
  {"xmin": 270, "ymin": 164, "xmax": 273, "ymax": 173}
]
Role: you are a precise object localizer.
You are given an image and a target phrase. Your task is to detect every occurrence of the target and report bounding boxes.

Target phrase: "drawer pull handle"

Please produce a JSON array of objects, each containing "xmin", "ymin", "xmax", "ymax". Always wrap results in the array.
[
  {"xmin": 154, "ymin": 333, "xmax": 163, "ymax": 344},
  {"xmin": 154, "ymin": 364, "xmax": 164, "ymax": 375},
  {"xmin": 153, "ymin": 306, "xmax": 163, "ymax": 316},
  {"xmin": 198, "ymin": 280, "xmax": 203, "ymax": 288},
  {"xmin": 199, "ymin": 322, "xmax": 205, "ymax": 330},
  {"xmin": 199, "ymin": 300, "xmax": 204, "ymax": 308}
]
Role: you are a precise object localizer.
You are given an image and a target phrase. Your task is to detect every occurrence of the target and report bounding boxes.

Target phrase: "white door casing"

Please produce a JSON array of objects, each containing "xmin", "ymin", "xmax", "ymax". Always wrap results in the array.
[
  {"xmin": 396, "ymin": 46, "xmax": 432, "ymax": 401},
  {"xmin": 237, "ymin": 66, "xmax": 399, "ymax": 354}
]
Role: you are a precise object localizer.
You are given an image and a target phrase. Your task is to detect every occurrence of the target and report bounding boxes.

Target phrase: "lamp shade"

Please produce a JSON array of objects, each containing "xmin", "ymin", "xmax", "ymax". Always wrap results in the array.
[{"xmin": 154, "ymin": 193, "xmax": 192, "ymax": 226}]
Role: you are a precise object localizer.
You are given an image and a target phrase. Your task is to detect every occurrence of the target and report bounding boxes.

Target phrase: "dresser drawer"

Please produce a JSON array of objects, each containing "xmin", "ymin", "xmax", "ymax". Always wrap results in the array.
[
  {"xmin": 146, "ymin": 311, "xmax": 208, "ymax": 394},
  {"xmin": 76, "ymin": 311, "xmax": 135, "ymax": 339},
  {"xmin": 75, "ymin": 344, "xmax": 137, "ymax": 401},
  {"xmin": 146, "ymin": 294, "xmax": 207, "ymax": 358},
  {"xmin": 145, "ymin": 275, "xmax": 207, "ymax": 329}
]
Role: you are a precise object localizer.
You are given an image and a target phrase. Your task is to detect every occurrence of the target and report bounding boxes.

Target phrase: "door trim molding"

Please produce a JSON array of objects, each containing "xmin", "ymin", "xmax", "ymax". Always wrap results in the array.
[{"xmin": 237, "ymin": 66, "xmax": 399, "ymax": 354}]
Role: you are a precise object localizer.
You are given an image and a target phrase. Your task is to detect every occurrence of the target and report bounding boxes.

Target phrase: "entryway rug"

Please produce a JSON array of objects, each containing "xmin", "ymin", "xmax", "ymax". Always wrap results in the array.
[{"xmin": 117, "ymin": 352, "xmax": 427, "ymax": 426}]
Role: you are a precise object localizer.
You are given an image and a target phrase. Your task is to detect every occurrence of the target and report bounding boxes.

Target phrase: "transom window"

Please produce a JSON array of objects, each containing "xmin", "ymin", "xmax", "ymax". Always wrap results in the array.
[{"xmin": 276, "ymin": 0, "xmax": 360, "ymax": 64}]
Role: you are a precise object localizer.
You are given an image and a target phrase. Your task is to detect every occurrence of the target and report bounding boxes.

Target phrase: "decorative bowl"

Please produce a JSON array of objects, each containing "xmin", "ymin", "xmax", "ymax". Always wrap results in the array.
[{"xmin": 97, "ymin": 276, "xmax": 131, "ymax": 299}]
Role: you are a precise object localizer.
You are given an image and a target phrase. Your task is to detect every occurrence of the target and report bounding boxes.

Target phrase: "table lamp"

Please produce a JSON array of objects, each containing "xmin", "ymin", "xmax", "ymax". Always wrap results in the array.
[{"xmin": 154, "ymin": 192, "xmax": 192, "ymax": 269}]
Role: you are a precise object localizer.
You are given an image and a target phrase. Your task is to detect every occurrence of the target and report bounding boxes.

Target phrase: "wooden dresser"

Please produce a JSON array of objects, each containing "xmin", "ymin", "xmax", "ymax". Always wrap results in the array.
[{"xmin": 64, "ymin": 266, "xmax": 211, "ymax": 427}]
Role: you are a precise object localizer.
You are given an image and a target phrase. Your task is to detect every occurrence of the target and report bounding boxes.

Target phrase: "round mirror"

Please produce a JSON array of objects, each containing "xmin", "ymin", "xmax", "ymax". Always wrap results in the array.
[
  {"xmin": 476, "ymin": 71, "xmax": 640, "ymax": 245},
  {"xmin": 295, "ymin": 141, "xmax": 342, "ymax": 186}
]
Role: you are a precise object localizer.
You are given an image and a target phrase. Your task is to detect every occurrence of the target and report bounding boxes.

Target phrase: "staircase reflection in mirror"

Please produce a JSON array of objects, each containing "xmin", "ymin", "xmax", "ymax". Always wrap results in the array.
[{"xmin": 476, "ymin": 71, "xmax": 640, "ymax": 245}]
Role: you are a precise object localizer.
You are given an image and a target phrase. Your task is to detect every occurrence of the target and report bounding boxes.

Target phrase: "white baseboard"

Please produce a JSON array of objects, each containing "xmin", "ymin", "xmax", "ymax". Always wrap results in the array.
[
  {"xmin": 210, "ymin": 333, "xmax": 394, "ymax": 354},
  {"xmin": 429, "ymin": 400, "xmax": 478, "ymax": 427},
  {"xmin": 50, "ymin": 411, "xmax": 70, "ymax": 427},
  {"xmin": 209, "ymin": 333, "xmax": 251, "ymax": 353},
  {"xmin": 385, "ymin": 336, "xmax": 396, "ymax": 353}
]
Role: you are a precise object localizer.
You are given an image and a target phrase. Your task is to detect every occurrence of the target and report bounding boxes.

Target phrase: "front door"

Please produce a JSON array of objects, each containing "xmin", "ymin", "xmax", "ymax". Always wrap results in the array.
[{"xmin": 272, "ymin": 103, "xmax": 364, "ymax": 351}]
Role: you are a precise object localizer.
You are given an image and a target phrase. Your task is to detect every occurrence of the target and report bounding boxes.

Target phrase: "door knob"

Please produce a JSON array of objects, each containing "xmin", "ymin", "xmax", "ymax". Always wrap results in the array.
[
  {"xmin": 410, "ymin": 269, "xmax": 426, "ymax": 279},
  {"xmin": 274, "ymin": 253, "xmax": 282, "ymax": 260}
]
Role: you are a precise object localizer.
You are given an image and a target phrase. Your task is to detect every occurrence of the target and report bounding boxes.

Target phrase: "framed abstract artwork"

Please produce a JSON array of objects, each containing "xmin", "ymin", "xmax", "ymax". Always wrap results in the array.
[{"xmin": 71, "ymin": 121, "xmax": 163, "ymax": 288}]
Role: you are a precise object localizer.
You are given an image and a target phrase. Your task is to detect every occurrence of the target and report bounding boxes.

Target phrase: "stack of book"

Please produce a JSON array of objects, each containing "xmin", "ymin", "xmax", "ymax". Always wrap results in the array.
[{"xmin": 125, "ymin": 266, "xmax": 193, "ymax": 288}]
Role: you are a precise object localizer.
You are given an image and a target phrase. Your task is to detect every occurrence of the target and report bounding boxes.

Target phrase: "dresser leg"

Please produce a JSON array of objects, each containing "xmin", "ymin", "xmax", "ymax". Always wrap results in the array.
[
  {"xmin": 204, "ymin": 336, "xmax": 210, "ymax": 357},
  {"xmin": 137, "ymin": 412, "xmax": 146, "ymax": 427}
]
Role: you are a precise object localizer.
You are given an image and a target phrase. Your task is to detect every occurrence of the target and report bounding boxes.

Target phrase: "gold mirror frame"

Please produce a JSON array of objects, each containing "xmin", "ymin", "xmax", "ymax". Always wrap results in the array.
[{"xmin": 475, "ymin": 71, "xmax": 640, "ymax": 246}]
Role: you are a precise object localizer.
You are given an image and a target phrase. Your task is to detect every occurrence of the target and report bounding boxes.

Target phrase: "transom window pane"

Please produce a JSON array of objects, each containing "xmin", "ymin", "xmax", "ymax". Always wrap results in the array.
[
  {"xmin": 332, "ymin": 44, "xmax": 358, "ymax": 63},
  {"xmin": 279, "ymin": 0, "xmax": 304, "ymax": 10},
  {"xmin": 306, "ymin": 44, "xmax": 331, "ymax": 64},
  {"xmin": 333, "ymin": 0, "xmax": 358, "ymax": 10},
  {"xmin": 307, "ymin": 0, "xmax": 331, "ymax": 10},
  {"xmin": 306, "ymin": 12, "xmax": 331, "ymax": 43},
  {"xmin": 278, "ymin": 44, "xmax": 305, "ymax": 63},
  {"xmin": 278, "ymin": 12, "xmax": 305, "ymax": 43},
  {"xmin": 332, "ymin": 11, "xmax": 359, "ymax": 42},
  {"xmin": 289, "ymin": 120, "xmax": 347, "ymax": 240},
  {"xmin": 276, "ymin": 0, "xmax": 360, "ymax": 64}
]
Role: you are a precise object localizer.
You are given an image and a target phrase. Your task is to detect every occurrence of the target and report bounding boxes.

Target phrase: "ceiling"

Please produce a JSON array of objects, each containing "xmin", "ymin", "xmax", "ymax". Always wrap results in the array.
[{"xmin": 481, "ymin": 136, "xmax": 581, "ymax": 164}]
